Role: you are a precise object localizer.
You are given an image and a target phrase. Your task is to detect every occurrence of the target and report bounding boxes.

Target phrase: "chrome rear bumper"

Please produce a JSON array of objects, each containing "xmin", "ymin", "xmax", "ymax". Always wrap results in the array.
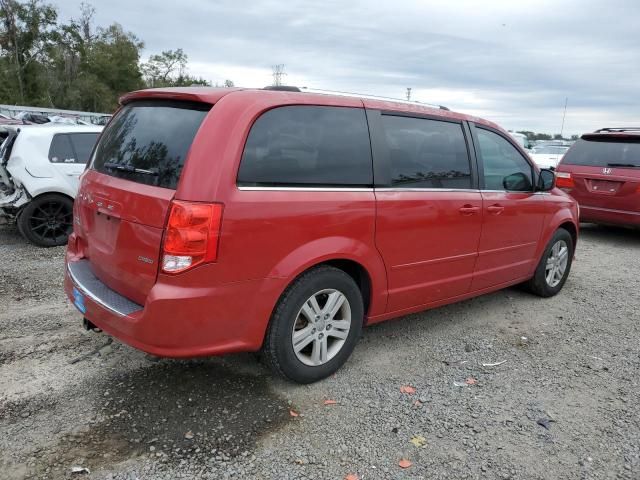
[{"xmin": 67, "ymin": 259, "xmax": 143, "ymax": 316}]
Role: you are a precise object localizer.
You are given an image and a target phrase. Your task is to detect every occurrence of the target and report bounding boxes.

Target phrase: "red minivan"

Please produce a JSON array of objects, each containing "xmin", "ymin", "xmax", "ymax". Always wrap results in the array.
[
  {"xmin": 555, "ymin": 128, "xmax": 640, "ymax": 227},
  {"xmin": 65, "ymin": 87, "xmax": 578, "ymax": 383}
]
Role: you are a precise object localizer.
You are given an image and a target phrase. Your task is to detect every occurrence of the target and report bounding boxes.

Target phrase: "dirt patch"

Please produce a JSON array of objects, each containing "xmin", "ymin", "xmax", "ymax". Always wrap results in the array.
[
  {"xmin": 0, "ymin": 394, "xmax": 58, "ymax": 423},
  {"xmin": 24, "ymin": 360, "xmax": 291, "ymax": 478}
]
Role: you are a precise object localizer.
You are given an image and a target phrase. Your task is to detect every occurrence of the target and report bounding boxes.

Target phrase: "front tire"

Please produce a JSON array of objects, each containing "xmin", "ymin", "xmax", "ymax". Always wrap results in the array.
[
  {"xmin": 262, "ymin": 266, "xmax": 364, "ymax": 384},
  {"xmin": 17, "ymin": 194, "xmax": 74, "ymax": 247},
  {"xmin": 525, "ymin": 228, "xmax": 574, "ymax": 297}
]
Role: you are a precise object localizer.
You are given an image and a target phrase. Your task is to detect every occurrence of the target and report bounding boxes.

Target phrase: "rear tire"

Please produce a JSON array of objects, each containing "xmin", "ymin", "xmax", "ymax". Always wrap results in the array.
[
  {"xmin": 525, "ymin": 228, "xmax": 574, "ymax": 297},
  {"xmin": 17, "ymin": 194, "xmax": 74, "ymax": 247},
  {"xmin": 262, "ymin": 266, "xmax": 363, "ymax": 384}
]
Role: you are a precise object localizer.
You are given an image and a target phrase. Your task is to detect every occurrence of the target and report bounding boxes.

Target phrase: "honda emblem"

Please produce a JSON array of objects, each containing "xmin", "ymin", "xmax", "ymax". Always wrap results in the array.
[{"xmin": 602, "ymin": 168, "xmax": 612, "ymax": 175}]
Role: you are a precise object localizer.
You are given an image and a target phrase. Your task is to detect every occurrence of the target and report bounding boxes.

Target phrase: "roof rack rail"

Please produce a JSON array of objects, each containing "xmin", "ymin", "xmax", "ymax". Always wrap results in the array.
[
  {"xmin": 594, "ymin": 127, "xmax": 640, "ymax": 133},
  {"xmin": 299, "ymin": 87, "xmax": 450, "ymax": 110},
  {"xmin": 263, "ymin": 85, "xmax": 301, "ymax": 92}
]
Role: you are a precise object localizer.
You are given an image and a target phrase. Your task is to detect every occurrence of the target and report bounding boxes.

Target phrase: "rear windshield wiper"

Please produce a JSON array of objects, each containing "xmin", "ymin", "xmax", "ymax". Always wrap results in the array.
[
  {"xmin": 607, "ymin": 163, "xmax": 640, "ymax": 168},
  {"xmin": 103, "ymin": 162, "xmax": 159, "ymax": 176}
]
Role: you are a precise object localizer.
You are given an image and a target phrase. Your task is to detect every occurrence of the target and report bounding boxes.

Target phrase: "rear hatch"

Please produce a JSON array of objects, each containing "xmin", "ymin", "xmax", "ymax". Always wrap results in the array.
[
  {"xmin": 556, "ymin": 135, "xmax": 640, "ymax": 213},
  {"xmin": 74, "ymin": 100, "xmax": 211, "ymax": 305}
]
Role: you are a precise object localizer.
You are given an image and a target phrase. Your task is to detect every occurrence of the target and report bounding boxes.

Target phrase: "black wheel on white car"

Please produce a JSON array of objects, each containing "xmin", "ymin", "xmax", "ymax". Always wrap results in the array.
[
  {"xmin": 18, "ymin": 193, "xmax": 74, "ymax": 247},
  {"xmin": 262, "ymin": 265, "xmax": 363, "ymax": 384},
  {"xmin": 525, "ymin": 228, "xmax": 574, "ymax": 297}
]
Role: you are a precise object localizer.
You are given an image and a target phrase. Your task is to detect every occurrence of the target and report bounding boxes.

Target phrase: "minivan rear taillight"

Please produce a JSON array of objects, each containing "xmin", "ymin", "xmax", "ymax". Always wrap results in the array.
[
  {"xmin": 162, "ymin": 201, "xmax": 223, "ymax": 273},
  {"xmin": 555, "ymin": 171, "xmax": 575, "ymax": 189}
]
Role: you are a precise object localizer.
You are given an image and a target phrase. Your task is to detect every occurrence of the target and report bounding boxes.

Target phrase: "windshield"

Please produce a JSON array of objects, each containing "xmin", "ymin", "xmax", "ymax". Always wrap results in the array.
[
  {"xmin": 534, "ymin": 146, "xmax": 569, "ymax": 155},
  {"xmin": 562, "ymin": 138, "xmax": 640, "ymax": 167},
  {"xmin": 91, "ymin": 100, "xmax": 210, "ymax": 189}
]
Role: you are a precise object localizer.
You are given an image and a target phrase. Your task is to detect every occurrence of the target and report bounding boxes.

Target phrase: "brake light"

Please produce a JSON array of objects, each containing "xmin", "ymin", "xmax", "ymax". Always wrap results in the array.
[
  {"xmin": 162, "ymin": 201, "xmax": 223, "ymax": 273},
  {"xmin": 555, "ymin": 171, "xmax": 575, "ymax": 188}
]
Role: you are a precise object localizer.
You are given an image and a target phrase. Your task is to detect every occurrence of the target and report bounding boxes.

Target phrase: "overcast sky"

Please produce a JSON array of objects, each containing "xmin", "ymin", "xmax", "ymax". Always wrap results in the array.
[{"xmin": 55, "ymin": 0, "xmax": 639, "ymax": 135}]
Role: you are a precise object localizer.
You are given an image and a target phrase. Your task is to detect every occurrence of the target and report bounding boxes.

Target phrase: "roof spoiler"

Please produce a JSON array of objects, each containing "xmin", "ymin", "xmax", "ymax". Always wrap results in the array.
[
  {"xmin": 594, "ymin": 127, "xmax": 640, "ymax": 133},
  {"xmin": 263, "ymin": 86, "xmax": 302, "ymax": 92}
]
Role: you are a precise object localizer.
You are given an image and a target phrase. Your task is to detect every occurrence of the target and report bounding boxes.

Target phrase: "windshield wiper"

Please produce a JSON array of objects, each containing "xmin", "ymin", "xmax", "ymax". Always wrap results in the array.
[
  {"xmin": 103, "ymin": 162, "xmax": 159, "ymax": 176},
  {"xmin": 607, "ymin": 163, "xmax": 639, "ymax": 168}
]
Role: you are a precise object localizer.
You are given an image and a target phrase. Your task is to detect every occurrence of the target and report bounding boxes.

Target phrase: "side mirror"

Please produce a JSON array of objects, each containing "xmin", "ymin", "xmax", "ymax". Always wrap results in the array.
[
  {"xmin": 537, "ymin": 169, "xmax": 555, "ymax": 192},
  {"xmin": 503, "ymin": 172, "xmax": 532, "ymax": 191}
]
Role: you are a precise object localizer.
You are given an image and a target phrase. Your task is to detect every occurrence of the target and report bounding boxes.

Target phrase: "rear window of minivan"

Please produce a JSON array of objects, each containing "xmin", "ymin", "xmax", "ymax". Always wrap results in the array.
[
  {"xmin": 562, "ymin": 137, "xmax": 640, "ymax": 167},
  {"xmin": 237, "ymin": 106, "xmax": 372, "ymax": 187},
  {"xmin": 92, "ymin": 100, "xmax": 210, "ymax": 189}
]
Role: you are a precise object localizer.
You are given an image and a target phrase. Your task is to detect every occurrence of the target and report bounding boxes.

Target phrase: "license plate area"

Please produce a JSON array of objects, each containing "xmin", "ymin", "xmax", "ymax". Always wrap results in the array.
[
  {"xmin": 587, "ymin": 179, "xmax": 622, "ymax": 195},
  {"xmin": 72, "ymin": 287, "xmax": 87, "ymax": 314}
]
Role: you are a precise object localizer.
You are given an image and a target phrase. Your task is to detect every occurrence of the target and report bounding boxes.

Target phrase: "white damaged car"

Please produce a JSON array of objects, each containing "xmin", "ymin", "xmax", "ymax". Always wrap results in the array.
[{"xmin": 0, "ymin": 124, "xmax": 102, "ymax": 246}]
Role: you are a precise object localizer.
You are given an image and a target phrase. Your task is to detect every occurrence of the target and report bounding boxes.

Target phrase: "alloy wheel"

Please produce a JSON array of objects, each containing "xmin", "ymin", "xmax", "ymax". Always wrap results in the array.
[
  {"xmin": 28, "ymin": 200, "xmax": 73, "ymax": 244},
  {"xmin": 545, "ymin": 239, "xmax": 569, "ymax": 287},
  {"xmin": 291, "ymin": 289, "xmax": 352, "ymax": 367}
]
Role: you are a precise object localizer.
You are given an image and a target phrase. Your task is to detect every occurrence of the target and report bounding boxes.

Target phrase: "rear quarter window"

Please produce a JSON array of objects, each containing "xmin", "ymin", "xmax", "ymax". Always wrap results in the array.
[
  {"xmin": 68, "ymin": 133, "xmax": 100, "ymax": 164},
  {"xmin": 237, "ymin": 106, "xmax": 373, "ymax": 187},
  {"xmin": 49, "ymin": 134, "xmax": 76, "ymax": 163},
  {"xmin": 92, "ymin": 100, "xmax": 210, "ymax": 189}
]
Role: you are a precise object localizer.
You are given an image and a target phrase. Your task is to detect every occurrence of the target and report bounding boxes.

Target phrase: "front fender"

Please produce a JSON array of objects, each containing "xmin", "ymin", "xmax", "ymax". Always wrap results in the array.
[
  {"xmin": 267, "ymin": 236, "xmax": 388, "ymax": 317},
  {"xmin": 533, "ymin": 201, "xmax": 579, "ymax": 270}
]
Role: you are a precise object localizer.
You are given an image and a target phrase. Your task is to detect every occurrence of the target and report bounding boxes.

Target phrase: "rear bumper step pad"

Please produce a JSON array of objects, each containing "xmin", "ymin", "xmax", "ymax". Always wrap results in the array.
[{"xmin": 68, "ymin": 259, "xmax": 143, "ymax": 316}]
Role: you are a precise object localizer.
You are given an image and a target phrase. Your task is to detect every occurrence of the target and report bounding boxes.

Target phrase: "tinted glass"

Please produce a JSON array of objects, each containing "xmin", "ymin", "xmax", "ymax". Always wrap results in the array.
[
  {"xmin": 49, "ymin": 134, "xmax": 76, "ymax": 163},
  {"xmin": 68, "ymin": 133, "xmax": 99, "ymax": 164},
  {"xmin": 562, "ymin": 138, "xmax": 640, "ymax": 167},
  {"xmin": 477, "ymin": 128, "xmax": 533, "ymax": 191},
  {"xmin": 237, "ymin": 106, "xmax": 372, "ymax": 187},
  {"xmin": 382, "ymin": 115, "xmax": 471, "ymax": 188},
  {"xmin": 92, "ymin": 101, "xmax": 210, "ymax": 189}
]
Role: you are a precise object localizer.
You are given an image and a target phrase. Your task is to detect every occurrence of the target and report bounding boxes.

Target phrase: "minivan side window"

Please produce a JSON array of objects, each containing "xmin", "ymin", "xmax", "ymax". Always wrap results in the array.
[
  {"xmin": 381, "ymin": 115, "xmax": 472, "ymax": 189},
  {"xmin": 237, "ymin": 106, "xmax": 372, "ymax": 187},
  {"xmin": 476, "ymin": 128, "xmax": 533, "ymax": 191}
]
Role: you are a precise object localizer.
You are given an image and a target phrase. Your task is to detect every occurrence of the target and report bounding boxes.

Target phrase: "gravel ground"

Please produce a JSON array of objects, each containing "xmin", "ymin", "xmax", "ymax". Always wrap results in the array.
[{"xmin": 0, "ymin": 222, "xmax": 639, "ymax": 480}]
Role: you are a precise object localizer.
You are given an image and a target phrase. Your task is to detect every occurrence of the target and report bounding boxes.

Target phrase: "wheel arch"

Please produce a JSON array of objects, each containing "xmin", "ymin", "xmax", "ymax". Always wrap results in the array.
[
  {"xmin": 265, "ymin": 237, "xmax": 388, "ymax": 319},
  {"xmin": 17, "ymin": 190, "xmax": 75, "ymax": 214},
  {"xmin": 320, "ymin": 258, "xmax": 372, "ymax": 320},
  {"xmin": 273, "ymin": 257, "xmax": 379, "ymax": 321},
  {"xmin": 532, "ymin": 210, "xmax": 579, "ymax": 272},
  {"xmin": 558, "ymin": 220, "xmax": 578, "ymax": 248}
]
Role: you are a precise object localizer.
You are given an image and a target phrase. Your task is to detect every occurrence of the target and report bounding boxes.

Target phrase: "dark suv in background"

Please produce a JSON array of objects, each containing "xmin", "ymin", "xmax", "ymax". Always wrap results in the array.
[{"xmin": 556, "ymin": 127, "xmax": 640, "ymax": 227}]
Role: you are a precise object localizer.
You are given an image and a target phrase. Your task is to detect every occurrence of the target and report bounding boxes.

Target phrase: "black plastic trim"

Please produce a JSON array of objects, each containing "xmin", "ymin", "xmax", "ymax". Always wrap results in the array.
[{"xmin": 364, "ymin": 109, "xmax": 391, "ymax": 187}]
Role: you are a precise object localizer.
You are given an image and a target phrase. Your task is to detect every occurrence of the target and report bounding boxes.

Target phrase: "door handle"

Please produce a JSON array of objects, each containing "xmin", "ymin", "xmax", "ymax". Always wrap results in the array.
[
  {"xmin": 487, "ymin": 204, "xmax": 505, "ymax": 215},
  {"xmin": 459, "ymin": 205, "xmax": 480, "ymax": 215}
]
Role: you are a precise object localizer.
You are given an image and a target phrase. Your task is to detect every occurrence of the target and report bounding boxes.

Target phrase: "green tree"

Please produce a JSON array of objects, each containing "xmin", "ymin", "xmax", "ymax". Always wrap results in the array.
[
  {"xmin": 0, "ymin": 0, "xmax": 59, "ymax": 104},
  {"xmin": 82, "ymin": 23, "xmax": 144, "ymax": 109},
  {"xmin": 141, "ymin": 48, "xmax": 186, "ymax": 87},
  {"xmin": 2, "ymin": 1, "xmax": 212, "ymax": 112},
  {"xmin": 141, "ymin": 48, "xmax": 211, "ymax": 87}
]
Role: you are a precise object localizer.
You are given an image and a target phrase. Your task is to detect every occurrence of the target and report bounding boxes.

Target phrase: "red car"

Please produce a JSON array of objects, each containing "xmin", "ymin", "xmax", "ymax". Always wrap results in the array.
[
  {"xmin": 64, "ymin": 87, "xmax": 578, "ymax": 383},
  {"xmin": 555, "ymin": 128, "xmax": 640, "ymax": 227}
]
